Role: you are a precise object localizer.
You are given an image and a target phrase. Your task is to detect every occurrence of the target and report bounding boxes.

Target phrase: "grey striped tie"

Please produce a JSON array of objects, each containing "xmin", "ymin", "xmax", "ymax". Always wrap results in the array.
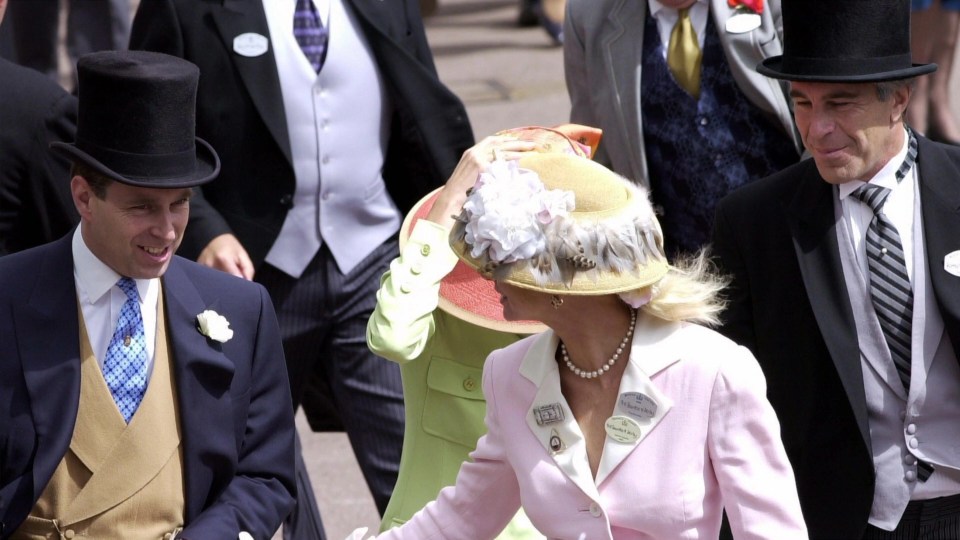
[
  {"xmin": 852, "ymin": 133, "xmax": 916, "ymax": 392},
  {"xmin": 852, "ymin": 132, "xmax": 933, "ymax": 482}
]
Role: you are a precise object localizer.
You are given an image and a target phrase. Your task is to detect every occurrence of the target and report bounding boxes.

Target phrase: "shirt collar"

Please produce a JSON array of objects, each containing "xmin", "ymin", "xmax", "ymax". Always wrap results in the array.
[
  {"xmin": 72, "ymin": 226, "xmax": 151, "ymax": 304},
  {"xmin": 837, "ymin": 130, "xmax": 911, "ymax": 201},
  {"xmin": 648, "ymin": 0, "xmax": 707, "ymax": 19}
]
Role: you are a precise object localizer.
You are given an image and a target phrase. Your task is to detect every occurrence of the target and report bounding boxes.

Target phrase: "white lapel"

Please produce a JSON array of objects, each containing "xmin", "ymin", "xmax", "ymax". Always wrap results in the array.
[
  {"xmin": 519, "ymin": 315, "xmax": 681, "ymax": 498},
  {"xmin": 595, "ymin": 313, "xmax": 677, "ymax": 486},
  {"xmin": 520, "ymin": 331, "xmax": 601, "ymax": 502}
]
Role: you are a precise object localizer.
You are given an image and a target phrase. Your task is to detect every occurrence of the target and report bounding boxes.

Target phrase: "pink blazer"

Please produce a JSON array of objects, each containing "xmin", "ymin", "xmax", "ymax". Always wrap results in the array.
[{"xmin": 378, "ymin": 312, "xmax": 808, "ymax": 539}]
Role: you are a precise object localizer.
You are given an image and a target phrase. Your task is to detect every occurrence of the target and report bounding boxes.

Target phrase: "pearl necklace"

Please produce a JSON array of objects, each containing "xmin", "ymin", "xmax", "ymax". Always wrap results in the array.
[{"xmin": 560, "ymin": 309, "xmax": 637, "ymax": 379}]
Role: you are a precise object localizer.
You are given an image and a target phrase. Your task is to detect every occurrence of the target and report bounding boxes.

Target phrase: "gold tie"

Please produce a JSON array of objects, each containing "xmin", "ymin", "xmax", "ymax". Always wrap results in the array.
[{"xmin": 667, "ymin": 7, "xmax": 701, "ymax": 98}]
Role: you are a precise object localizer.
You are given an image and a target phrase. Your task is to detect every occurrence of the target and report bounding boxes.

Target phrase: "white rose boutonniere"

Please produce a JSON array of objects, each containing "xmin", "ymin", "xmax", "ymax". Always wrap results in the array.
[{"xmin": 196, "ymin": 310, "xmax": 234, "ymax": 343}]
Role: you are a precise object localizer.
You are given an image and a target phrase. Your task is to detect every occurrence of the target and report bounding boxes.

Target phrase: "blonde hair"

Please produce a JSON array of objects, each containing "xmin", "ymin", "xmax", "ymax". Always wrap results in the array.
[{"xmin": 623, "ymin": 250, "xmax": 728, "ymax": 326}]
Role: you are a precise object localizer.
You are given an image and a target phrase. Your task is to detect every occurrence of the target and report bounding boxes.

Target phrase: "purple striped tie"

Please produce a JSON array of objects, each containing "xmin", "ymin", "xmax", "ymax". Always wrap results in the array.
[{"xmin": 294, "ymin": 0, "xmax": 328, "ymax": 73}]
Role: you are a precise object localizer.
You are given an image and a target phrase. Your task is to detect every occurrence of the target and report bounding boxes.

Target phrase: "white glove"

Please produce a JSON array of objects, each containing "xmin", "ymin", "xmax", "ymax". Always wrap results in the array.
[
  {"xmin": 345, "ymin": 527, "xmax": 372, "ymax": 540},
  {"xmin": 239, "ymin": 533, "xmax": 254, "ymax": 540}
]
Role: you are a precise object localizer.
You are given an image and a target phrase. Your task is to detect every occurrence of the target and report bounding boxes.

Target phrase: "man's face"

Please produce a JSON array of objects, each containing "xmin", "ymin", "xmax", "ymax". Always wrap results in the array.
[
  {"xmin": 790, "ymin": 81, "xmax": 909, "ymax": 184},
  {"xmin": 73, "ymin": 176, "xmax": 191, "ymax": 279}
]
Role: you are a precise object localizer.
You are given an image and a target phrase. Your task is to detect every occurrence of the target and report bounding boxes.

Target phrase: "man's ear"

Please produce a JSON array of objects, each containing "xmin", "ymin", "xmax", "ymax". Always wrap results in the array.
[
  {"xmin": 71, "ymin": 175, "xmax": 95, "ymax": 220},
  {"xmin": 892, "ymin": 84, "xmax": 912, "ymax": 124}
]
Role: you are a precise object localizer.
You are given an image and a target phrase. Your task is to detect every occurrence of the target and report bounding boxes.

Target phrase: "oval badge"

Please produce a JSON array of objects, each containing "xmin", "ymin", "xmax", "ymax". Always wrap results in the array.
[
  {"xmin": 233, "ymin": 32, "xmax": 269, "ymax": 58},
  {"xmin": 725, "ymin": 12, "xmax": 761, "ymax": 34},
  {"xmin": 618, "ymin": 391, "xmax": 658, "ymax": 420},
  {"xmin": 605, "ymin": 416, "xmax": 642, "ymax": 444}
]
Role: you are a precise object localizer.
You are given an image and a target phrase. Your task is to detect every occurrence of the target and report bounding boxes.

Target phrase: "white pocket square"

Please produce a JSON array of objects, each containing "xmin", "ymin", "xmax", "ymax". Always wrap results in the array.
[{"xmin": 945, "ymin": 250, "xmax": 960, "ymax": 277}]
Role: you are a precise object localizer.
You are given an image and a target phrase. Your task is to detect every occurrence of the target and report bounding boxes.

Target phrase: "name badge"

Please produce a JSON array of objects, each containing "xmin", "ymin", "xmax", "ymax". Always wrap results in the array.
[
  {"xmin": 725, "ymin": 12, "xmax": 761, "ymax": 34},
  {"xmin": 233, "ymin": 33, "xmax": 269, "ymax": 58},
  {"xmin": 605, "ymin": 416, "xmax": 642, "ymax": 444},
  {"xmin": 533, "ymin": 402, "xmax": 565, "ymax": 426},
  {"xmin": 618, "ymin": 391, "xmax": 658, "ymax": 420}
]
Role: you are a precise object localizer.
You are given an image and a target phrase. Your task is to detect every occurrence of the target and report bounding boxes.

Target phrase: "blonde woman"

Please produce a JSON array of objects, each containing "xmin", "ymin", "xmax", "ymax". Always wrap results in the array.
[{"xmin": 352, "ymin": 152, "xmax": 806, "ymax": 539}]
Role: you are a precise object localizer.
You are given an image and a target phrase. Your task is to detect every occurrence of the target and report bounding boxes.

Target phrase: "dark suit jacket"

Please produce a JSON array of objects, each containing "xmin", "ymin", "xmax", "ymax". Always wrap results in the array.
[
  {"xmin": 0, "ymin": 234, "xmax": 296, "ymax": 539},
  {"xmin": 711, "ymin": 136, "xmax": 960, "ymax": 539},
  {"xmin": 0, "ymin": 58, "xmax": 79, "ymax": 256},
  {"xmin": 128, "ymin": 0, "xmax": 474, "ymax": 265}
]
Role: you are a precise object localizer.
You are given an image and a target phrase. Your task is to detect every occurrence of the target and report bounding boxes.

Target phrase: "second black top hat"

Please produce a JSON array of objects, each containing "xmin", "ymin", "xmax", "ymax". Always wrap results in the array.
[{"xmin": 757, "ymin": 0, "xmax": 936, "ymax": 82}]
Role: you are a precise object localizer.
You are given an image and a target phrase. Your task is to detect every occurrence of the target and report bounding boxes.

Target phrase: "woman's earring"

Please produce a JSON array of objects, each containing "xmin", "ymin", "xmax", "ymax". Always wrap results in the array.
[{"xmin": 551, "ymin": 295, "xmax": 564, "ymax": 309}]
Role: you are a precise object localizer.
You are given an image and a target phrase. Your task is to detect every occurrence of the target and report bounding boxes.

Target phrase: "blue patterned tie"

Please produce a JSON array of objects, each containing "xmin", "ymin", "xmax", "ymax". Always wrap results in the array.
[
  {"xmin": 294, "ymin": 0, "xmax": 328, "ymax": 73},
  {"xmin": 103, "ymin": 277, "xmax": 147, "ymax": 423}
]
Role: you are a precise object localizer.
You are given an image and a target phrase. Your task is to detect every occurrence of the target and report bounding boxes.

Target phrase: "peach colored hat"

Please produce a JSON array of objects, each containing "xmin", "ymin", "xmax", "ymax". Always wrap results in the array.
[{"xmin": 398, "ymin": 124, "xmax": 600, "ymax": 333}]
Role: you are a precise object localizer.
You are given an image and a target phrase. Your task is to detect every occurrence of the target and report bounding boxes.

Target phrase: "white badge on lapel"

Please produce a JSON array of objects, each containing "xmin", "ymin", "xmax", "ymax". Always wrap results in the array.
[
  {"xmin": 605, "ymin": 416, "xmax": 642, "ymax": 443},
  {"xmin": 618, "ymin": 391, "xmax": 658, "ymax": 420},
  {"xmin": 233, "ymin": 33, "xmax": 269, "ymax": 58},
  {"xmin": 945, "ymin": 250, "xmax": 960, "ymax": 277},
  {"xmin": 725, "ymin": 12, "xmax": 761, "ymax": 33}
]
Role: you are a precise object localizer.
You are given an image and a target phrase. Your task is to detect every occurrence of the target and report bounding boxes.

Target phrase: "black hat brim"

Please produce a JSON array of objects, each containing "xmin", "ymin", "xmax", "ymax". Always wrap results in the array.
[
  {"xmin": 757, "ymin": 56, "xmax": 938, "ymax": 82},
  {"xmin": 50, "ymin": 137, "xmax": 220, "ymax": 188}
]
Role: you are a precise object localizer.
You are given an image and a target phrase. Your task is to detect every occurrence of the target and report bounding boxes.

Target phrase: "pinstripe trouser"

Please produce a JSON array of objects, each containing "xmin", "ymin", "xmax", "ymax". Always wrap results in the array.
[
  {"xmin": 863, "ymin": 493, "xmax": 960, "ymax": 540},
  {"xmin": 258, "ymin": 238, "xmax": 404, "ymax": 523}
]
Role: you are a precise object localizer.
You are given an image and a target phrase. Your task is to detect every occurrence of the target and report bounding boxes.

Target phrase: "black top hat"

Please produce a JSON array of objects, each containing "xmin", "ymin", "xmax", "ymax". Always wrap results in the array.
[
  {"xmin": 51, "ymin": 50, "xmax": 220, "ymax": 188},
  {"xmin": 757, "ymin": 0, "xmax": 936, "ymax": 82}
]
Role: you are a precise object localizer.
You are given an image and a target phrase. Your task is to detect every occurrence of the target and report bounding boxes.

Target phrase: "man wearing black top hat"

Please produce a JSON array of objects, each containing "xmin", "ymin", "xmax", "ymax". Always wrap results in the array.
[
  {"xmin": 0, "ymin": 50, "xmax": 296, "ymax": 539},
  {"xmin": 711, "ymin": 0, "xmax": 960, "ymax": 538}
]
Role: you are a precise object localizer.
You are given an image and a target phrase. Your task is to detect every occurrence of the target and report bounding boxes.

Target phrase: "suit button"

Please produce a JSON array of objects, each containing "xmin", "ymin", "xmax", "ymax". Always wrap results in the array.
[
  {"xmin": 410, "ymin": 263, "xmax": 423, "ymax": 275},
  {"xmin": 906, "ymin": 424, "xmax": 917, "ymax": 435},
  {"xmin": 279, "ymin": 194, "xmax": 294, "ymax": 208},
  {"xmin": 905, "ymin": 470, "xmax": 917, "ymax": 482},
  {"xmin": 400, "ymin": 282, "xmax": 412, "ymax": 294},
  {"xmin": 63, "ymin": 530, "xmax": 75, "ymax": 539},
  {"xmin": 463, "ymin": 377, "xmax": 477, "ymax": 392},
  {"xmin": 910, "ymin": 438, "xmax": 919, "ymax": 449},
  {"xmin": 421, "ymin": 244, "xmax": 431, "ymax": 256},
  {"xmin": 905, "ymin": 454, "xmax": 917, "ymax": 465},
  {"xmin": 589, "ymin": 502, "xmax": 602, "ymax": 517}
]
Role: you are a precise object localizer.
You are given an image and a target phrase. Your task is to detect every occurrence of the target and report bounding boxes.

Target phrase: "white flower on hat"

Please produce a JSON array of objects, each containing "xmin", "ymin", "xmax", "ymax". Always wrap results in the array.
[
  {"xmin": 196, "ymin": 309, "xmax": 234, "ymax": 343},
  {"xmin": 462, "ymin": 158, "xmax": 574, "ymax": 264}
]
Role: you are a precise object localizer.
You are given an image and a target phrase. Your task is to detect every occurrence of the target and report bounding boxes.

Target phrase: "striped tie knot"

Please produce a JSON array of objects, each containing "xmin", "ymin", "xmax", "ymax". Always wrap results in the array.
[{"xmin": 852, "ymin": 184, "xmax": 891, "ymax": 216}]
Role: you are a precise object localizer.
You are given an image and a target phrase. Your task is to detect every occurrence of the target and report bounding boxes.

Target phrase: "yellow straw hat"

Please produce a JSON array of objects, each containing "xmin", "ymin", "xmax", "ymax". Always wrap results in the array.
[{"xmin": 450, "ymin": 153, "xmax": 669, "ymax": 295}]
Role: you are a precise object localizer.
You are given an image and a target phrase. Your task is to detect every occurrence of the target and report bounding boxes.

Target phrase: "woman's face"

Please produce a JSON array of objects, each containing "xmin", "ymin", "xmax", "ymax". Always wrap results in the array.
[{"xmin": 494, "ymin": 281, "xmax": 553, "ymax": 321}]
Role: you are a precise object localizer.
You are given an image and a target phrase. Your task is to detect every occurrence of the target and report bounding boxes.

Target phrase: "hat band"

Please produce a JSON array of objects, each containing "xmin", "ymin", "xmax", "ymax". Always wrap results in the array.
[
  {"xmin": 76, "ymin": 138, "xmax": 198, "ymax": 178},
  {"xmin": 781, "ymin": 53, "xmax": 914, "ymax": 78}
]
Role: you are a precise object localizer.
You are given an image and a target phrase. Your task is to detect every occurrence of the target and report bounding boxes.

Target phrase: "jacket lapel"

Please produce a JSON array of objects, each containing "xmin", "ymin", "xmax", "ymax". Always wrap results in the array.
[
  {"xmin": 602, "ymin": 0, "xmax": 647, "ymax": 185},
  {"xmin": 161, "ymin": 260, "xmax": 235, "ymax": 521},
  {"xmin": 212, "ymin": 0, "xmax": 292, "ymax": 165},
  {"xmin": 520, "ymin": 332, "xmax": 601, "ymax": 502},
  {"xmin": 595, "ymin": 314, "xmax": 676, "ymax": 487},
  {"xmin": 784, "ymin": 164, "xmax": 870, "ymax": 449},
  {"xmin": 14, "ymin": 236, "xmax": 82, "ymax": 508},
  {"xmin": 709, "ymin": 0, "xmax": 801, "ymax": 152},
  {"xmin": 916, "ymin": 138, "xmax": 960, "ymax": 352}
]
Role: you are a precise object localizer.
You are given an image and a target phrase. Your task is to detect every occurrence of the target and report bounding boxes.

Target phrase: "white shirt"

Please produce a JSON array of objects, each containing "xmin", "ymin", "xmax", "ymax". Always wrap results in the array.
[
  {"xmin": 838, "ymin": 135, "xmax": 915, "ymax": 282},
  {"xmin": 648, "ymin": 0, "xmax": 709, "ymax": 59},
  {"xmin": 72, "ymin": 227, "xmax": 159, "ymax": 384}
]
